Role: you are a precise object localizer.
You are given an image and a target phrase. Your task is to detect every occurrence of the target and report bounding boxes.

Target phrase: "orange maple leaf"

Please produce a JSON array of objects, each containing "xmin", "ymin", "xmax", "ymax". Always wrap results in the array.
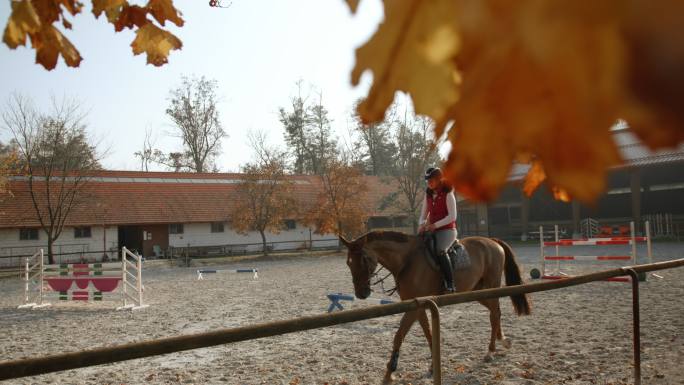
[
  {"xmin": 92, "ymin": 0, "xmax": 128, "ymax": 23},
  {"xmin": 352, "ymin": 1, "xmax": 665, "ymax": 203},
  {"xmin": 30, "ymin": 24, "xmax": 82, "ymax": 69},
  {"xmin": 113, "ymin": 4, "xmax": 148, "ymax": 31},
  {"xmin": 147, "ymin": 0, "xmax": 184, "ymax": 27},
  {"xmin": 2, "ymin": 0, "xmax": 41, "ymax": 48},
  {"xmin": 131, "ymin": 23, "xmax": 182, "ymax": 66}
]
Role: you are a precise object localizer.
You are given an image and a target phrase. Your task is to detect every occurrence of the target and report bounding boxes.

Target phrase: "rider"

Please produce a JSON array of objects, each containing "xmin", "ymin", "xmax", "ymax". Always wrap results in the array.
[{"xmin": 418, "ymin": 167, "xmax": 457, "ymax": 293}]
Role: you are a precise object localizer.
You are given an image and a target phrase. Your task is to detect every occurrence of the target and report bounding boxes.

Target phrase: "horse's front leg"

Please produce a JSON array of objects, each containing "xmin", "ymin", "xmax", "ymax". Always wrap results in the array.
[
  {"xmin": 417, "ymin": 309, "xmax": 435, "ymax": 377},
  {"xmin": 384, "ymin": 310, "xmax": 419, "ymax": 384}
]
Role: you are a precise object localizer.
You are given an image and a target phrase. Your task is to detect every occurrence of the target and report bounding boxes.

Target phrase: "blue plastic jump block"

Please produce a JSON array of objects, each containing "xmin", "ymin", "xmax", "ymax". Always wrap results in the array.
[{"xmin": 326, "ymin": 293, "xmax": 393, "ymax": 312}]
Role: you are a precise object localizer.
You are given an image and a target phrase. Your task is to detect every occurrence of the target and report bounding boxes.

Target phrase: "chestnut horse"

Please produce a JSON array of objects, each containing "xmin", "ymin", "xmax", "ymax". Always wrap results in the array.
[{"xmin": 339, "ymin": 231, "xmax": 531, "ymax": 384}]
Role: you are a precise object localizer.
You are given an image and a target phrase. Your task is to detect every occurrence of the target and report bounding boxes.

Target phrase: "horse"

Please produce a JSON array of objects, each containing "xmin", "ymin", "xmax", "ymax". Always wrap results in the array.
[{"xmin": 339, "ymin": 231, "xmax": 531, "ymax": 384}]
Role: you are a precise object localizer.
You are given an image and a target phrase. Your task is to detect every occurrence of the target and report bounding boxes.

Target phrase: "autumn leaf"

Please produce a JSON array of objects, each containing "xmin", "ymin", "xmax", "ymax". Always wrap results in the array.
[
  {"xmin": 113, "ymin": 4, "xmax": 148, "ymax": 31},
  {"xmin": 92, "ymin": 0, "xmax": 128, "ymax": 23},
  {"xmin": 32, "ymin": 0, "xmax": 81, "ymax": 25},
  {"xmin": 54, "ymin": 0, "xmax": 83, "ymax": 16},
  {"xmin": 522, "ymin": 161, "xmax": 545, "ymax": 198},
  {"xmin": 31, "ymin": 24, "xmax": 82, "ymax": 69},
  {"xmin": 351, "ymin": 0, "xmax": 461, "ymax": 125},
  {"xmin": 131, "ymin": 23, "xmax": 182, "ymax": 66},
  {"xmin": 2, "ymin": 0, "xmax": 41, "ymax": 48},
  {"xmin": 147, "ymin": 0, "xmax": 184, "ymax": 27},
  {"xmin": 352, "ymin": 1, "xmax": 642, "ymax": 203},
  {"xmin": 621, "ymin": 0, "xmax": 684, "ymax": 149}
]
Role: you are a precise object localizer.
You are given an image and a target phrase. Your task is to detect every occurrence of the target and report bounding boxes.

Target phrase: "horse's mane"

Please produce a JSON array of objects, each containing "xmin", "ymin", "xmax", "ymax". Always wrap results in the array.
[{"xmin": 361, "ymin": 230, "xmax": 413, "ymax": 244}]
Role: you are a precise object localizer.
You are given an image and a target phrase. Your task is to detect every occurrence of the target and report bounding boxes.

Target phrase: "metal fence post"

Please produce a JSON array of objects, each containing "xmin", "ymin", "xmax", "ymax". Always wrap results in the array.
[{"xmin": 623, "ymin": 268, "xmax": 641, "ymax": 385}]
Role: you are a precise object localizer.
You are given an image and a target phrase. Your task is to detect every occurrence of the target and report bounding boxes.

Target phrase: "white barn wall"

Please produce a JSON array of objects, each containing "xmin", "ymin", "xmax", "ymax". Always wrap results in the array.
[
  {"xmin": 0, "ymin": 226, "xmax": 118, "ymax": 267},
  {"xmin": 168, "ymin": 222, "xmax": 338, "ymax": 251}
]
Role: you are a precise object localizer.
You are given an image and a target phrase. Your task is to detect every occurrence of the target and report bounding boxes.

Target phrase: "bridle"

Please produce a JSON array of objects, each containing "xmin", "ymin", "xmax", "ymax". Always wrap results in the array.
[
  {"xmin": 354, "ymin": 246, "xmax": 401, "ymax": 297},
  {"xmin": 350, "ymin": 247, "xmax": 375, "ymax": 288}
]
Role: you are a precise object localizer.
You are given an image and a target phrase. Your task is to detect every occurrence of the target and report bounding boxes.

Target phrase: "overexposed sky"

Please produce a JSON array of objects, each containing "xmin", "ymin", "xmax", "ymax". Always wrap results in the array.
[{"xmin": 0, "ymin": 0, "xmax": 389, "ymax": 172}]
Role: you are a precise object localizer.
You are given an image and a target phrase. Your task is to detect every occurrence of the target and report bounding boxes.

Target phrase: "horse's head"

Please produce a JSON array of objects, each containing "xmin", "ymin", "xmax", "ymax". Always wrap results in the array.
[{"xmin": 340, "ymin": 235, "xmax": 377, "ymax": 299}]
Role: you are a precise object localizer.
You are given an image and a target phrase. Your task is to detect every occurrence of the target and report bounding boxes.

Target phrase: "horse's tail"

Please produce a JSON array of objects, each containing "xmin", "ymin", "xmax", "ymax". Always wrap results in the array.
[{"xmin": 493, "ymin": 238, "xmax": 531, "ymax": 316}]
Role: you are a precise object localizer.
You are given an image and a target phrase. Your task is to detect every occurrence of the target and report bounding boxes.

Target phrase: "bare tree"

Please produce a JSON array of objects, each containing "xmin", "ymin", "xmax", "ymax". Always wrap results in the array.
[
  {"xmin": 387, "ymin": 112, "xmax": 439, "ymax": 234},
  {"xmin": 231, "ymin": 132, "xmax": 295, "ymax": 255},
  {"xmin": 166, "ymin": 75, "xmax": 226, "ymax": 172},
  {"xmin": 2, "ymin": 94, "xmax": 101, "ymax": 264},
  {"xmin": 133, "ymin": 127, "xmax": 157, "ymax": 172}
]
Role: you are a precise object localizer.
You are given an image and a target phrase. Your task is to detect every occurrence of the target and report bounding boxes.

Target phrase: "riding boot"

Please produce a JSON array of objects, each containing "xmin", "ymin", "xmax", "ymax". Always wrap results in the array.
[{"xmin": 437, "ymin": 252, "xmax": 455, "ymax": 293}]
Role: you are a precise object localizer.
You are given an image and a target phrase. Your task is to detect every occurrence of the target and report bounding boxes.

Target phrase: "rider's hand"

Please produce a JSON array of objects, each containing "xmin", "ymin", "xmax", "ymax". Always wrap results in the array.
[
  {"xmin": 418, "ymin": 224, "xmax": 425, "ymax": 234},
  {"xmin": 425, "ymin": 223, "xmax": 436, "ymax": 232}
]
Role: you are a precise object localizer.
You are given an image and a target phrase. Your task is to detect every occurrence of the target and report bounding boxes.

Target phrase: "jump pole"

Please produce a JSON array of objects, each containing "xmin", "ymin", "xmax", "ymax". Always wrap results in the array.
[{"xmin": 197, "ymin": 268, "xmax": 259, "ymax": 280}]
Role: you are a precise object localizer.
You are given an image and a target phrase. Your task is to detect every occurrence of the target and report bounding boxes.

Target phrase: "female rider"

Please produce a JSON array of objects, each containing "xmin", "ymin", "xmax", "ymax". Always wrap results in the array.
[{"xmin": 418, "ymin": 167, "xmax": 457, "ymax": 292}]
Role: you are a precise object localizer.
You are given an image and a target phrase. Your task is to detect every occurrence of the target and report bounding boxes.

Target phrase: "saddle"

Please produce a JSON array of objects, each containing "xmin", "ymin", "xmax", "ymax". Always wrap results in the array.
[{"xmin": 421, "ymin": 232, "xmax": 471, "ymax": 274}]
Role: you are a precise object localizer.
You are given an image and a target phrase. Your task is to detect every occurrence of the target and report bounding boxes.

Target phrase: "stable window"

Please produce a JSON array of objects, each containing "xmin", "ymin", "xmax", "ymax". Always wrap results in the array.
[
  {"xmin": 169, "ymin": 223, "xmax": 184, "ymax": 234},
  {"xmin": 19, "ymin": 228, "xmax": 39, "ymax": 241},
  {"xmin": 74, "ymin": 226, "xmax": 92, "ymax": 238},
  {"xmin": 211, "ymin": 222, "xmax": 224, "ymax": 233},
  {"xmin": 283, "ymin": 219, "xmax": 296, "ymax": 230},
  {"xmin": 74, "ymin": 226, "xmax": 91, "ymax": 238}
]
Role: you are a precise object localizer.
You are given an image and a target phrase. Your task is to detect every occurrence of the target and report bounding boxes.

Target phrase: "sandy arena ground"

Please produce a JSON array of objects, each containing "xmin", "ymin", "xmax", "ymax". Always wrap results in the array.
[{"xmin": 1, "ymin": 242, "xmax": 683, "ymax": 385}]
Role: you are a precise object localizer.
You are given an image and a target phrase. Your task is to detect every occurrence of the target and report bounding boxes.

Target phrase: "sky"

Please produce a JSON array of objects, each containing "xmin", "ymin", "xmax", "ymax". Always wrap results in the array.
[{"xmin": 0, "ymin": 0, "xmax": 390, "ymax": 172}]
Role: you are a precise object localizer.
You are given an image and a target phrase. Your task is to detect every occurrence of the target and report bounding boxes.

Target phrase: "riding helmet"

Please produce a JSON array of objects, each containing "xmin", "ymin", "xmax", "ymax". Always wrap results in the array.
[{"xmin": 424, "ymin": 167, "xmax": 442, "ymax": 181}]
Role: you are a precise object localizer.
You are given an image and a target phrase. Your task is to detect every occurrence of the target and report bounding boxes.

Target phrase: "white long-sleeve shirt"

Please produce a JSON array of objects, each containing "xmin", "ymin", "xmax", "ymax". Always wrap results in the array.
[{"xmin": 419, "ymin": 190, "xmax": 457, "ymax": 228}]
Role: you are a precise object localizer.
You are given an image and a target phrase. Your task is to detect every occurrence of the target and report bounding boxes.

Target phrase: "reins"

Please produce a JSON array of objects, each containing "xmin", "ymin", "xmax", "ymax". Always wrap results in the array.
[{"xmin": 370, "ymin": 265, "xmax": 397, "ymax": 296}]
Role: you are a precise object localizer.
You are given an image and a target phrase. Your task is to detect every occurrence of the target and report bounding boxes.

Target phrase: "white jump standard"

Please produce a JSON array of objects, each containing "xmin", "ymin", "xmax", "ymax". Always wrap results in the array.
[
  {"xmin": 196, "ymin": 268, "xmax": 258, "ymax": 280},
  {"xmin": 536, "ymin": 221, "xmax": 652, "ymax": 282},
  {"xmin": 18, "ymin": 247, "xmax": 148, "ymax": 311}
]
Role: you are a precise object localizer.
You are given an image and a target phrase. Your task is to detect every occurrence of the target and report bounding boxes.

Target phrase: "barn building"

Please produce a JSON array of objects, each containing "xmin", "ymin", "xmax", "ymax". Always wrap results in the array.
[
  {"xmin": 0, "ymin": 171, "xmax": 400, "ymax": 267},
  {"xmin": 458, "ymin": 127, "xmax": 684, "ymax": 240}
]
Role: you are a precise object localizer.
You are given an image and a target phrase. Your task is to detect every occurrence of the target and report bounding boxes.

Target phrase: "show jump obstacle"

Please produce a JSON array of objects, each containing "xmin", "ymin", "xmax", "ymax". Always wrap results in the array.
[
  {"xmin": 196, "ymin": 268, "xmax": 258, "ymax": 280},
  {"xmin": 537, "ymin": 221, "xmax": 655, "ymax": 282},
  {"xmin": 326, "ymin": 292, "xmax": 394, "ymax": 312},
  {"xmin": 18, "ymin": 247, "xmax": 148, "ymax": 310}
]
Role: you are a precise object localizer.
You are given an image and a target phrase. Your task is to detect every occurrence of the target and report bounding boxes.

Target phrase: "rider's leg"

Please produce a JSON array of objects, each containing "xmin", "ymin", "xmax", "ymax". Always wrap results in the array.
[{"xmin": 435, "ymin": 229, "xmax": 457, "ymax": 292}]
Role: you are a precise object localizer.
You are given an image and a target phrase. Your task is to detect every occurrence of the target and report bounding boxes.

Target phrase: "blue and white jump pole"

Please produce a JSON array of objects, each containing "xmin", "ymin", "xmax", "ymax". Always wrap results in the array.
[{"xmin": 196, "ymin": 268, "xmax": 258, "ymax": 280}]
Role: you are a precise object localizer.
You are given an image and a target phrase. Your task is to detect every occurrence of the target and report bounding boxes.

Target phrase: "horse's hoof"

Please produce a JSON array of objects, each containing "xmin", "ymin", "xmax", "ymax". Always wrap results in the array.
[
  {"xmin": 483, "ymin": 353, "xmax": 494, "ymax": 362},
  {"xmin": 382, "ymin": 372, "xmax": 396, "ymax": 384},
  {"xmin": 502, "ymin": 337, "xmax": 512, "ymax": 349}
]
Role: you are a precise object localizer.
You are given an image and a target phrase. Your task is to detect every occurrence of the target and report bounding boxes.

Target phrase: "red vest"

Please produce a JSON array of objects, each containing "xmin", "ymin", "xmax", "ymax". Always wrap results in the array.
[{"xmin": 426, "ymin": 188, "xmax": 456, "ymax": 231}]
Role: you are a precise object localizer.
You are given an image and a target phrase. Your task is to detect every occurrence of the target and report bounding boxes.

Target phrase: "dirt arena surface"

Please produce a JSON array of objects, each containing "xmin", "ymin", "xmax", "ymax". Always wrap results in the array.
[{"xmin": 1, "ymin": 242, "xmax": 683, "ymax": 385}]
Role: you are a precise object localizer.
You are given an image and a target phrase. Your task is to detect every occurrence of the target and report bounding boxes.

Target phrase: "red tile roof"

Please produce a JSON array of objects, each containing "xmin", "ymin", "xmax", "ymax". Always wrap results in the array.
[{"xmin": 0, "ymin": 171, "xmax": 404, "ymax": 228}]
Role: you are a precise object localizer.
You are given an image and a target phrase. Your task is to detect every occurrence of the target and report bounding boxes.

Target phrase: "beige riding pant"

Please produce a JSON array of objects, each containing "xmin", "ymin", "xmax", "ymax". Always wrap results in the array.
[{"xmin": 435, "ymin": 228, "xmax": 458, "ymax": 253}]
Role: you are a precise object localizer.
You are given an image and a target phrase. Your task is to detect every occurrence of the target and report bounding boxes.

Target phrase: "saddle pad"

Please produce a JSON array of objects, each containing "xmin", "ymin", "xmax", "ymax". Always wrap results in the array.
[
  {"xmin": 422, "ymin": 237, "xmax": 470, "ymax": 272},
  {"xmin": 449, "ymin": 245, "xmax": 471, "ymax": 271}
]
